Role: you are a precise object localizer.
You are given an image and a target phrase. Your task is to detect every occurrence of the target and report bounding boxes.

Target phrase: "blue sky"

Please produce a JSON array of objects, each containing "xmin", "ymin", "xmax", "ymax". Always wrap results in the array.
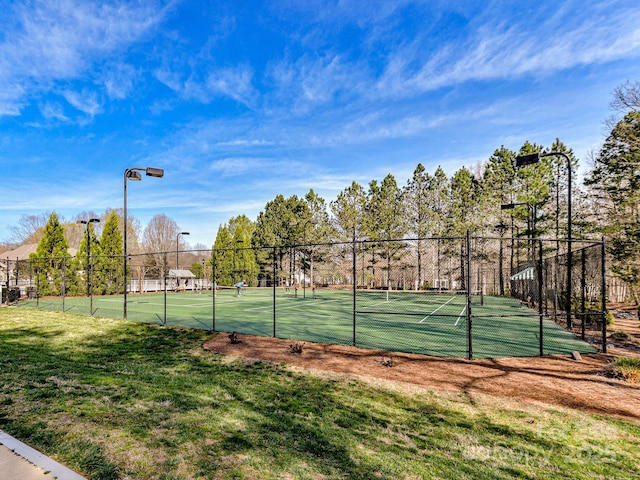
[{"xmin": 1, "ymin": 0, "xmax": 639, "ymax": 247}]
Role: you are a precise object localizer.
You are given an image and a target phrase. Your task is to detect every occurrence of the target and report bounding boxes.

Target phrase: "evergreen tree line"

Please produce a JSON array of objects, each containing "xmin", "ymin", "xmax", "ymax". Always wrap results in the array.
[
  {"xmin": 16, "ymin": 83, "xmax": 640, "ymax": 304},
  {"xmin": 210, "ymin": 139, "xmax": 577, "ymax": 290},
  {"xmin": 29, "ymin": 211, "xmax": 123, "ymax": 297}
]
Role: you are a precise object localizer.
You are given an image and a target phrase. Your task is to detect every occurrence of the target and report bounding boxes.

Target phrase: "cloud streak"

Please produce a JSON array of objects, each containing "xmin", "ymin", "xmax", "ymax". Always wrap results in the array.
[
  {"xmin": 1, "ymin": 0, "xmax": 638, "ymax": 247},
  {"xmin": 0, "ymin": 0, "xmax": 169, "ymax": 115}
]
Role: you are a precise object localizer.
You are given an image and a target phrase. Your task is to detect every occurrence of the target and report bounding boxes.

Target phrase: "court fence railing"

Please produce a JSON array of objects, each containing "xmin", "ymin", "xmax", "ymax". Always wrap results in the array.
[{"xmin": 5, "ymin": 234, "xmax": 607, "ymax": 359}]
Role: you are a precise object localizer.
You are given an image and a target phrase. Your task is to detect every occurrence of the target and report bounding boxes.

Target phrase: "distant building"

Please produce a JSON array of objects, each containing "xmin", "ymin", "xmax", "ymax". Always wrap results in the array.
[{"xmin": 1, "ymin": 244, "xmax": 78, "ymax": 285}]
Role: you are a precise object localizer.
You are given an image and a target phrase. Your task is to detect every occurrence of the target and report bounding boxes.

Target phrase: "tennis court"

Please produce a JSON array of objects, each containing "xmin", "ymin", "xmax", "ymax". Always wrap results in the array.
[{"xmin": 19, "ymin": 286, "xmax": 597, "ymax": 359}]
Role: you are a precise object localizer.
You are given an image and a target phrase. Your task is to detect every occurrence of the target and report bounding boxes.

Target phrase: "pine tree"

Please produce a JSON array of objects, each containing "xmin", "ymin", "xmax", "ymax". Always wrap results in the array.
[
  {"xmin": 365, "ymin": 174, "xmax": 406, "ymax": 289},
  {"xmin": 251, "ymin": 195, "xmax": 309, "ymax": 286},
  {"xmin": 30, "ymin": 212, "xmax": 72, "ymax": 296},
  {"xmin": 212, "ymin": 223, "xmax": 236, "ymax": 287},
  {"xmin": 217, "ymin": 215, "xmax": 259, "ymax": 286},
  {"xmin": 96, "ymin": 211, "xmax": 124, "ymax": 295},
  {"xmin": 481, "ymin": 146, "xmax": 516, "ymax": 231},
  {"xmin": 430, "ymin": 166, "xmax": 450, "ymax": 237},
  {"xmin": 303, "ymin": 189, "xmax": 331, "ymax": 290},
  {"xmin": 448, "ymin": 167, "xmax": 479, "ymax": 235},
  {"xmin": 330, "ymin": 181, "xmax": 367, "ymax": 242},
  {"xmin": 478, "ymin": 147, "xmax": 516, "ymax": 294},
  {"xmin": 73, "ymin": 220, "xmax": 102, "ymax": 296},
  {"xmin": 585, "ymin": 111, "xmax": 640, "ymax": 305},
  {"xmin": 404, "ymin": 164, "xmax": 432, "ymax": 289},
  {"xmin": 447, "ymin": 167, "xmax": 480, "ymax": 290}
]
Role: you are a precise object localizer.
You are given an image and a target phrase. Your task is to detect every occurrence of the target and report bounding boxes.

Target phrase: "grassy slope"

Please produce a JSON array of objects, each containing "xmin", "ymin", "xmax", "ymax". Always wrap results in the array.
[{"xmin": 0, "ymin": 308, "xmax": 638, "ymax": 480}]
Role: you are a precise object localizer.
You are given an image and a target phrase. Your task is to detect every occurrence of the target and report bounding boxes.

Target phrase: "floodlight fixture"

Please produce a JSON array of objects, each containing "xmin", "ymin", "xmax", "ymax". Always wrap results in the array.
[
  {"xmin": 123, "ymin": 166, "xmax": 164, "ymax": 319},
  {"xmin": 145, "ymin": 167, "xmax": 165, "ymax": 178},
  {"xmin": 126, "ymin": 170, "xmax": 142, "ymax": 181},
  {"xmin": 501, "ymin": 203, "xmax": 520, "ymax": 210},
  {"xmin": 515, "ymin": 153, "xmax": 541, "ymax": 167}
]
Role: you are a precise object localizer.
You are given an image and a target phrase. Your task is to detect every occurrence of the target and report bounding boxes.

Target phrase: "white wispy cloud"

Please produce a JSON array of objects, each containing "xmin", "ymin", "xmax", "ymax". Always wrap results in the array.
[
  {"xmin": 374, "ymin": 1, "xmax": 640, "ymax": 97},
  {"xmin": 208, "ymin": 157, "xmax": 275, "ymax": 177},
  {"xmin": 216, "ymin": 139, "xmax": 275, "ymax": 147},
  {"xmin": 101, "ymin": 62, "xmax": 138, "ymax": 100},
  {"xmin": 0, "ymin": 0, "xmax": 169, "ymax": 116},
  {"xmin": 40, "ymin": 102, "xmax": 70, "ymax": 123},
  {"xmin": 155, "ymin": 64, "xmax": 258, "ymax": 107},
  {"xmin": 205, "ymin": 66, "xmax": 258, "ymax": 107},
  {"xmin": 62, "ymin": 90, "xmax": 103, "ymax": 117},
  {"xmin": 0, "ymin": 84, "xmax": 26, "ymax": 116}
]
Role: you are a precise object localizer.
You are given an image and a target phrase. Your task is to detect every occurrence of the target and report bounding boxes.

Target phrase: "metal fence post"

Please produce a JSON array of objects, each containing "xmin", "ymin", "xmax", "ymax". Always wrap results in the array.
[
  {"xmin": 353, "ymin": 238, "xmax": 357, "ymax": 347},
  {"xmin": 580, "ymin": 248, "xmax": 586, "ymax": 340},
  {"xmin": 466, "ymin": 231, "xmax": 472, "ymax": 360},
  {"xmin": 5, "ymin": 257, "xmax": 8, "ymax": 300},
  {"xmin": 567, "ymin": 238, "xmax": 573, "ymax": 331},
  {"xmin": 538, "ymin": 240, "xmax": 544, "ymax": 356},
  {"xmin": 601, "ymin": 237, "xmax": 607, "ymax": 354},
  {"xmin": 163, "ymin": 252, "xmax": 167, "ymax": 326},
  {"xmin": 212, "ymin": 254, "xmax": 216, "ymax": 332},
  {"xmin": 62, "ymin": 257, "xmax": 66, "ymax": 313},
  {"xmin": 36, "ymin": 261, "xmax": 40, "ymax": 308},
  {"xmin": 273, "ymin": 246, "xmax": 277, "ymax": 338}
]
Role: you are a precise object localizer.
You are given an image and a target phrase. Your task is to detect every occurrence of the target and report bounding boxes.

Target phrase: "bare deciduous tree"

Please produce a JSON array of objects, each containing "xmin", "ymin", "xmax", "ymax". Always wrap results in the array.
[
  {"xmin": 141, "ymin": 213, "xmax": 182, "ymax": 276},
  {"xmin": 9, "ymin": 212, "xmax": 51, "ymax": 244},
  {"xmin": 611, "ymin": 80, "xmax": 640, "ymax": 112}
]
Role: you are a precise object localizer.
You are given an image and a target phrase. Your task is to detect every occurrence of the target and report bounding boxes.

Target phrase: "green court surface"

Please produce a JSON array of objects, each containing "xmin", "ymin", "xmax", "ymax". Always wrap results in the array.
[{"xmin": 17, "ymin": 287, "xmax": 597, "ymax": 359}]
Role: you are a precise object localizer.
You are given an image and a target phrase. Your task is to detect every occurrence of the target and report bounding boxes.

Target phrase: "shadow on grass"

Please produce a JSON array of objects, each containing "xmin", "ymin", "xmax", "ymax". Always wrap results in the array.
[{"xmin": 1, "ymin": 311, "xmax": 638, "ymax": 479}]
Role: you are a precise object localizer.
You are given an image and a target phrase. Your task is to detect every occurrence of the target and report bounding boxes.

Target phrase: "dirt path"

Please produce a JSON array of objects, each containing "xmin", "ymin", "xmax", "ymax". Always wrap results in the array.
[{"xmin": 204, "ymin": 332, "xmax": 640, "ymax": 422}]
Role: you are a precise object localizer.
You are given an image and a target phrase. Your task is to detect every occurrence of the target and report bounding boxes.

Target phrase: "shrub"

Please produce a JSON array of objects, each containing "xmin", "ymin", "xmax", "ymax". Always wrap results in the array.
[
  {"xmin": 610, "ymin": 330, "xmax": 629, "ymax": 341},
  {"xmin": 288, "ymin": 341, "xmax": 304, "ymax": 354},
  {"xmin": 381, "ymin": 355, "xmax": 394, "ymax": 368},
  {"xmin": 228, "ymin": 331, "xmax": 241, "ymax": 344},
  {"xmin": 606, "ymin": 310, "xmax": 615, "ymax": 326},
  {"xmin": 611, "ymin": 357, "xmax": 640, "ymax": 383}
]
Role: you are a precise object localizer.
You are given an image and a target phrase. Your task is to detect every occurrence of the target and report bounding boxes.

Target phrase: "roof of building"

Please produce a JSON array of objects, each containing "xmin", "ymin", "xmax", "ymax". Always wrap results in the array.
[
  {"xmin": 1, "ymin": 244, "xmax": 78, "ymax": 261},
  {"xmin": 168, "ymin": 269, "xmax": 196, "ymax": 278},
  {"xmin": 1, "ymin": 244, "xmax": 38, "ymax": 260}
]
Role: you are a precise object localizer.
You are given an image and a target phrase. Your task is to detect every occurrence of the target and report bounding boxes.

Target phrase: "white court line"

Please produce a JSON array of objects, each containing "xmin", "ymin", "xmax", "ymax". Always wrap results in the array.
[
  {"xmin": 418, "ymin": 295, "xmax": 459, "ymax": 323},
  {"xmin": 454, "ymin": 305, "xmax": 467, "ymax": 326}
]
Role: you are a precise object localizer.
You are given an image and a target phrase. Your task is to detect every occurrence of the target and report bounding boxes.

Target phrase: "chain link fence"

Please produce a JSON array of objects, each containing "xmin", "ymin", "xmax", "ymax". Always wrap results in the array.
[{"xmin": 7, "ymin": 234, "xmax": 607, "ymax": 359}]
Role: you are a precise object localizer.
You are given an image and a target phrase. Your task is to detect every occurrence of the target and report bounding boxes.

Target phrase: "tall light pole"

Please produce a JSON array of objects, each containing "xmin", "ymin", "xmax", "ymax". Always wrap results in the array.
[
  {"xmin": 515, "ymin": 151, "xmax": 573, "ymax": 327},
  {"xmin": 176, "ymin": 232, "xmax": 190, "ymax": 269},
  {"xmin": 77, "ymin": 218, "xmax": 100, "ymax": 298},
  {"xmin": 123, "ymin": 167, "xmax": 164, "ymax": 319}
]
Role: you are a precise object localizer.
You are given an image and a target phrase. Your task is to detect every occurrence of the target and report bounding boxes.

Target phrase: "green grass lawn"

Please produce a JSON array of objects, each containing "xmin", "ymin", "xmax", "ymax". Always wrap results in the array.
[
  {"xmin": 18, "ymin": 288, "xmax": 597, "ymax": 359},
  {"xmin": 0, "ymin": 308, "xmax": 638, "ymax": 480}
]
